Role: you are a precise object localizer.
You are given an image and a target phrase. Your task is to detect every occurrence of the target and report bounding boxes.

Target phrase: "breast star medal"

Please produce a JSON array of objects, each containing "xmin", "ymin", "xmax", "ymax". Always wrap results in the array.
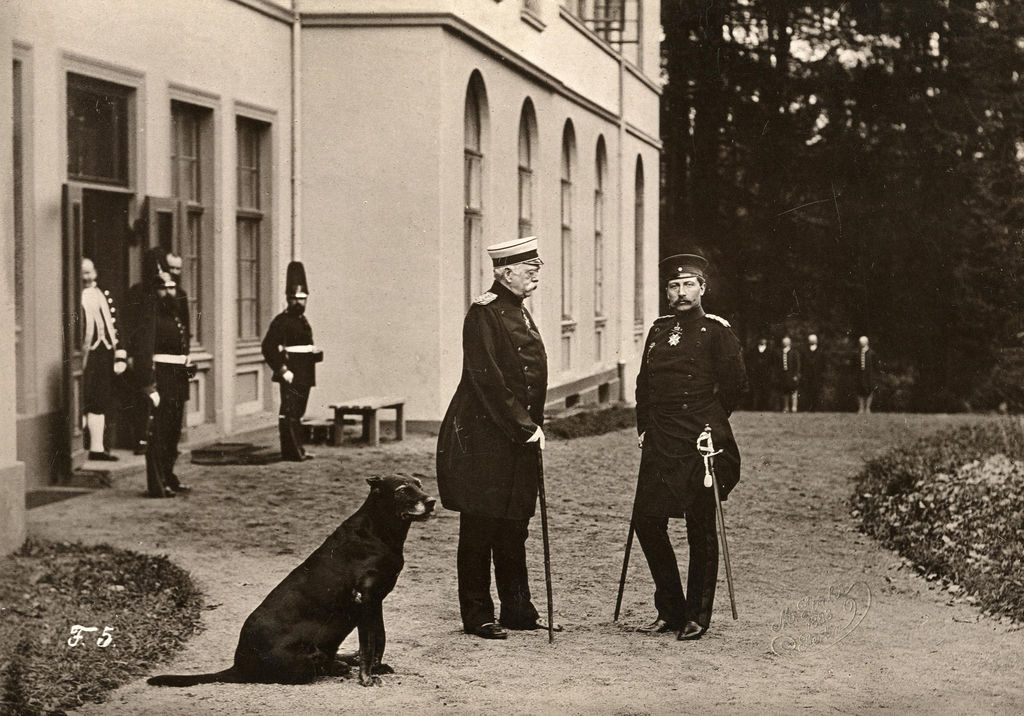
[{"xmin": 668, "ymin": 333, "xmax": 681, "ymax": 346}]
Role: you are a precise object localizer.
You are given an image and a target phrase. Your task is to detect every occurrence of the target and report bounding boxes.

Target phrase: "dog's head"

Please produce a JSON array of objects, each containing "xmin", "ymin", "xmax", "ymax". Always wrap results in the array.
[{"xmin": 366, "ymin": 475, "xmax": 436, "ymax": 522}]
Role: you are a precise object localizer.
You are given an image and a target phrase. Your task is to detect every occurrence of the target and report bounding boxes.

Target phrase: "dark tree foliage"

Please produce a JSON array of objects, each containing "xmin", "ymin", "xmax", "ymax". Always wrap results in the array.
[{"xmin": 661, "ymin": 0, "xmax": 1024, "ymax": 410}]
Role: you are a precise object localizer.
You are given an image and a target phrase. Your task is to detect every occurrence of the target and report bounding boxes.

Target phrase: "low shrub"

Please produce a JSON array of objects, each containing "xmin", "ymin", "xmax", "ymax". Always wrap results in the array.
[
  {"xmin": 545, "ymin": 404, "xmax": 637, "ymax": 439},
  {"xmin": 0, "ymin": 539, "xmax": 202, "ymax": 715},
  {"xmin": 852, "ymin": 419, "xmax": 1024, "ymax": 622}
]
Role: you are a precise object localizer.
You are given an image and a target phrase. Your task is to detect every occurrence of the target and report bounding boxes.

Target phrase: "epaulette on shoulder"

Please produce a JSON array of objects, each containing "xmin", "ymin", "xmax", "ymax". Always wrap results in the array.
[
  {"xmin": 654, "ymin": 314, "xmax": 675, "ymax": 322},
  {"xmin": 473, "ymin": 291, "xmax": 498, "ymax": 306},
  {"xmin": 704, "ymin": 313, "xmax": 731, "ymax": 327}
]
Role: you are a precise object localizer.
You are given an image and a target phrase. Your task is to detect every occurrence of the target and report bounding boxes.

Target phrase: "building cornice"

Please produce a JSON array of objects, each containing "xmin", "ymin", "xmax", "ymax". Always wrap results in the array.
[
  {"xmin": 227, "ymin": 0, "xmax": 294, "ymax": 23},
  {"xmin": 302, "ymin": 11, "xmax": 662, "ymax": 149}
]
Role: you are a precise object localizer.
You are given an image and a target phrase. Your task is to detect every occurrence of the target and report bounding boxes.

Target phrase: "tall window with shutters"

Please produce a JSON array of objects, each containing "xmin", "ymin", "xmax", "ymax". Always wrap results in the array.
[
  {"xmin": 172, "ymin": 102, "xmax": 210, "ymax": 346},
  {"xmin": 236, "ymin": 117, "xmax": 267, "ymax": 342}
]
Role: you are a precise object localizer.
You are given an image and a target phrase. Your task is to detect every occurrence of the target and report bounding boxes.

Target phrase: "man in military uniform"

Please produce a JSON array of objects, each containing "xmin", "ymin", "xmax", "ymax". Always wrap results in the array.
[
  {"xmin": 164, "ymin": 251, "xmax": 192, "ymax": 344},
  {"xmin": 131, "ymin": 268, "xmax": 193, "ymax": 497},
  {"xmin": 261, "ymin": 261, "xmax": 322, "ymax": 461},
  {"xmin": 437, "ymin": 236, "xmax": 560, "ymax": 640},
  {"xmin": 633, "ymin": 253, "xmax": 747, "ymax": 640},
  {"xmin": 81, "ymin": 257, "xmax": 127, "ymax": 461}
]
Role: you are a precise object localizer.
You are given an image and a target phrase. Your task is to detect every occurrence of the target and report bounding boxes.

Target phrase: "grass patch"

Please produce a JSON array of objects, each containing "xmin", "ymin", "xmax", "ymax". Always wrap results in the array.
[
  {"xmin": 545, "ymin": 404, "xmax": 637, "ymax": 440},
  {"xmin": 0, "ymin": 539, "xmax": 202, "ymax": 715},
  {"xmin": 852, "ymin": 418, "xmax": 1024, "ymax": 622}
]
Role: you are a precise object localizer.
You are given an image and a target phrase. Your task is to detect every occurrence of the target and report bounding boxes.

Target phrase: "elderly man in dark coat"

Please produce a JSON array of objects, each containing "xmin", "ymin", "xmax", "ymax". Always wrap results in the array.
[
  {"xmin": 633, "ymin": 253, "xmax": 747, "ymax": 640},
  {"xmin": 437, "ymin": 236, "xmax": 560, "ymax": 641}
]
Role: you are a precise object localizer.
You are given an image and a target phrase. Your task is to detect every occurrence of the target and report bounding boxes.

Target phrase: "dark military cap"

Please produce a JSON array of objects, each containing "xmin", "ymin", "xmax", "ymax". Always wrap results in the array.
[{"xmin": 659, "ymin": 253, "xmax": 709, "ymax": 285}]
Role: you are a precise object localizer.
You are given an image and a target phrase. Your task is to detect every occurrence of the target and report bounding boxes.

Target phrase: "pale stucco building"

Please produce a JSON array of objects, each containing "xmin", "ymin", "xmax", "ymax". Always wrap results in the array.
[{"xmin": 1, "ymin": 0, "xmax": 661, "ymax": 554}]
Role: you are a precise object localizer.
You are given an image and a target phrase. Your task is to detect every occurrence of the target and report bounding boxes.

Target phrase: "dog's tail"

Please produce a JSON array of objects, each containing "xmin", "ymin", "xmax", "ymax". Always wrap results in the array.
[{"xmin": 147, "ymin": 667, "xmax": 240, "ymax": 687}]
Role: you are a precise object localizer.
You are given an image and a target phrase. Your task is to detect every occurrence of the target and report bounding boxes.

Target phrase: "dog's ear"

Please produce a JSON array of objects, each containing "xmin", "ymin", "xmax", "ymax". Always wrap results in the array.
[{"xmin": 366, "ymin": 477, "xmax": 384, "ymax": 489}]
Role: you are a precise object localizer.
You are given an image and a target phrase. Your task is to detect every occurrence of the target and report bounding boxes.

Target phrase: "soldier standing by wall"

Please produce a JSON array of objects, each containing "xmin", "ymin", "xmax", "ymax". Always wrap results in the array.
[{"xmin": 261, "ymin": 262, "xmax": 322, "ymax": 461}]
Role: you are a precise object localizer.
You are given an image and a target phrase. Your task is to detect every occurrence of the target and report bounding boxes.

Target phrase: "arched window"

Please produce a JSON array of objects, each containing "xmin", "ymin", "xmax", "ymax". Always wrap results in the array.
[
  {"xmin": 634, "ymin": 156, "xmax": 645, "ymax": 327},
  {"xmin": 464, "ymin": 74, "xmax": 487, "ymax": 303},
  {"xmin": 517, "ymin": 101, "xmax": 537, "ymax": 238},
  {"xmin": 594, "ymin": 137, "xmax": 608, "ymax": 361},
  {"xmin": 560, "ymin": 122, "xmax": 576, "ymax": 323},
  {"xmin": 594, "ymin": 137, "xmax": 607, "ymax": 319}
]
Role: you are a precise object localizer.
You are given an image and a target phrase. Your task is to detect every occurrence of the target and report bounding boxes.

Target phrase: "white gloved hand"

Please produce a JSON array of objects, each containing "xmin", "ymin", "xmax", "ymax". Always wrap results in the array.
[
  {"xmin": 637, "ymin": 431, "xmax": 645, "ymax": 449},
  {"xmin": 282, "ymin": 370, "xmax": 294, "ymax": 384},
  {"xmin": 526, "ymin": 426, "xmax": 546, "ymax": 450},
  {"xmin": 150, "ymin": 391, "xmax": 161, "ymax": 408},
  {"xmin": 113, "ymin": 361, "xmax": 126, "ymax": 375}
]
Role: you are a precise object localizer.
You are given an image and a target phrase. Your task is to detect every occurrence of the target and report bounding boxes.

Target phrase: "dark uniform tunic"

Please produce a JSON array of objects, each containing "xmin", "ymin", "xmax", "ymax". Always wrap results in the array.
[
  {"xmin": 633, "ymin": 307, "xmax": 747, "ymax": 630},
  {"xmin": 436, "ymin": 281, "xmax": 547, "ymax": 630},
  {"xmin": 803, "ymin": 346, "xmax": 826, "ymax": 411},
  {"xmin": 261, "ymin": 308, "xmax": 321, "ymax": 460},
  {"xmin": 775, "ymin": 346, "xmax": 802, "ymax": 402},
  {"xmin": 131, "ymin": 294, "xmax": 191, "ymax": 497}
]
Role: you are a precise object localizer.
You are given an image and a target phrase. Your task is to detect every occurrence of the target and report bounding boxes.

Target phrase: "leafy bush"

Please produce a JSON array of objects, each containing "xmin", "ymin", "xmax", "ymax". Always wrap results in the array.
[
  {"xmin": 0, "ymin": 539, "xmax": 202, "ymax": 715},
  {"xmin": 852, "ymin": 419, "xmax": 1024, "ymax": 622},
  {"xmin": 545, "ymin": 405, "xmax": 637, "ymax": 439}
]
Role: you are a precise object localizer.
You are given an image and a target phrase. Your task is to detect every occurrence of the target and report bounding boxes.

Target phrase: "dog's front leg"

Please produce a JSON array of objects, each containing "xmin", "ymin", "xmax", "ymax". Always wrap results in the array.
[
  {"xmin": 357, "ymin": 612, "xmax": 382, "ymax": 687},
  {"xmin": 370, "ymin": 600, "xmax": 393, "ymax": 675}
]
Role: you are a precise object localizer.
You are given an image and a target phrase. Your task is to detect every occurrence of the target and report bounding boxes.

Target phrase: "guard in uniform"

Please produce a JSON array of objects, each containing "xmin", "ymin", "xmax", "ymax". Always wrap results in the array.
[
  {"xmin": 437, "ymin": 237, "xmax": 560, "ymax": 640},
  {"xmin": 633, "ymin": 253, "xmax": 747, "ymax": 640},
  {"xmin": 132, "ymin": 269, "xmax": 194, "ymax": 497},
  {"xmin": 81, "ymin": 257, "xmax": 127, "ymax": 461},
  {"xmin": 261, "ymin": 261, "xmax": 322, "ymax": 461}
]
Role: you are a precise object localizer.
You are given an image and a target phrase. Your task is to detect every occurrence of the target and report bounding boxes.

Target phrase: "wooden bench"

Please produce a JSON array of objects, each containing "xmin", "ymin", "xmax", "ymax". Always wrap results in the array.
[{"xmin": 328, "ymin": 396, "xmax": 406, "ymax": 448}]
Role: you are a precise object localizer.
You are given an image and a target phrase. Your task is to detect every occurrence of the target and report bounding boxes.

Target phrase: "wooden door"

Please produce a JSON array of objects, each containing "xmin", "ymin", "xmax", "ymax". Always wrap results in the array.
[{"xmin": 62, "ymin": 184, "xmax": 86, "ymax": 473}]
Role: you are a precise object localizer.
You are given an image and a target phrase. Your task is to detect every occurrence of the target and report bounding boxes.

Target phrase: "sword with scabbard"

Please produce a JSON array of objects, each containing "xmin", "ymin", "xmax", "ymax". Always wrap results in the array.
[{"xmin": 697, "ymin": 424, "xmax": 738, "ymax": 620}]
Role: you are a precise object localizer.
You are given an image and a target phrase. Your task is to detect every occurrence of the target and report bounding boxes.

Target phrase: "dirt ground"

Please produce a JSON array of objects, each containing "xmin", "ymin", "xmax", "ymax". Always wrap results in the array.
[{"xmin": 27, "ymin": 412, "xmax": 1024, "ymax": 715}]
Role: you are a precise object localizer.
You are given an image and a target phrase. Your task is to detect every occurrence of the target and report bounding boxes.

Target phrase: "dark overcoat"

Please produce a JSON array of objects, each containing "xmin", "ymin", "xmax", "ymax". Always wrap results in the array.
[
  {"xmin": 635, "ymin": 309, "xmax": 747, "ymax": 518},
  {"xmin": 261, "ymin": 310, "xmax": 321, "ymax": 387},
  {"xmin": 436, "ymin": 282, "xmax": 547, "ymax": 520}
]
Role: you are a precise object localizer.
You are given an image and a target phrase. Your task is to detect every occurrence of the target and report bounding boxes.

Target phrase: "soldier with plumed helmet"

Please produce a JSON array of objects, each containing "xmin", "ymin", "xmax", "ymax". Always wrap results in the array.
[
  {"xmin": 632, "ymin": 252, "xmax": 747, "ymax": 640},
  {"xmin": 261, "ymin": 261, "xmax": 323, "ymax": 461}
]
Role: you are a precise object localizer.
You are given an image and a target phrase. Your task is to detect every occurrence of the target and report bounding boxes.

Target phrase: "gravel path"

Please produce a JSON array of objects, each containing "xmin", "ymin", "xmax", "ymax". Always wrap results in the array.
[{"xmin": 28, "ymin": 412, "xmax": 1024, "ymax": 715}]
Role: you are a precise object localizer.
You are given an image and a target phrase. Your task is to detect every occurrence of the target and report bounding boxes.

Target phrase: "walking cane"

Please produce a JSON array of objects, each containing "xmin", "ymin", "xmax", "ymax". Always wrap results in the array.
[
  {"xmin": 536, "ymin": 446, "xmax": 555, "ymax": 643},
  {"xmin": 697, "ymin": 425, "xmax": 738, "ymax": 620},
  {"xmin": 613, "ymin": 521, "xmax": 634, "ymax": 622}
]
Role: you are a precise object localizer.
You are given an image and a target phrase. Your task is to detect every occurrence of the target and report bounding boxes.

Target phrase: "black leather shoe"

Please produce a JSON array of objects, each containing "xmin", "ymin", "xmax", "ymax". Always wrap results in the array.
[
  {"xmin": 636, "ymin": 618, "xmax": 676, "ymax": 634},
  {"xmin": 133, "ymin": 442, "xmax": 148, "ymax": 455},
  {"xmin": 88, "ymin": 451, "xmax": 119, "ymax": 461},
  {"xmin": 677, "ymin": 621, "xmax": 705, "ymax": 640},
  {"xmin": 171, "ymin": 483, "xmax": 192, "ymax": 493},
  {"xmin": 467, "ymin": 622, "xmax": 508, "ymax": 640},
  {"xmin": 502, "ymin": 618, "xmax": 564, "ymax": 632}
]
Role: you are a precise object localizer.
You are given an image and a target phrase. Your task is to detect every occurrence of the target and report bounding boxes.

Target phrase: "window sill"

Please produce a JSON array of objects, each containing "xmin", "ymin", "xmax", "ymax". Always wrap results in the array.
[
  {"xmin": 521, "ymin": 8, "xmax": 546, "ymax": 32},
  {"xmin": 561, "ymin": 319, "xmax": 577, "ymax": 335}
]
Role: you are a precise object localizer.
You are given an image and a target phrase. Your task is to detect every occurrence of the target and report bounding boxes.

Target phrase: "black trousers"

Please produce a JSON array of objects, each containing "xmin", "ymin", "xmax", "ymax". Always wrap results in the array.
[
  {"xmin": 457, "ymin": 513, "xmax": 539, "ymax": 630},
  {"xmin": 145, "ymin": 397, "xmax": 185, "ymax": 496},
  {"xmin": 278, "ymin": 383, "xmax": 310, "ymax": 461},
  {"xmin": 634, "ymin": 491, "xmax": 718, "ymax": 629}
]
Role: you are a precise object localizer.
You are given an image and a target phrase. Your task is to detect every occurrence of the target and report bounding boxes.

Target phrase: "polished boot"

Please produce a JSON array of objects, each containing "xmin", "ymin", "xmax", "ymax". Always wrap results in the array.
[
  {"xmin": 278, "ymin": 418, "xmax": 304, "ymax": 461},
  {"xmin": 636, "ymin": 617, "xmax": 677, "ymax": 634}
]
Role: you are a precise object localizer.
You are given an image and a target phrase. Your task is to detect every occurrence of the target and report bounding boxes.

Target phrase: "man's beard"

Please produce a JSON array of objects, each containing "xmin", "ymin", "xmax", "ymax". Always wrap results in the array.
[
  {"xmin": 287, "ymin": 302, "xmax": 306, "ymax": 316},
  {"xmin": 159, "ymin": 295, "xmax": 178, "ymax": 314}
]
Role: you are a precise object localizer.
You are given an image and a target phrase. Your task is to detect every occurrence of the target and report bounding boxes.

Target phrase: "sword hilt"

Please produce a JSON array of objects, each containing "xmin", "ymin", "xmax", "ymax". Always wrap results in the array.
[{"xmin": 697, "ymin": 424, "xmax": 721, "ymax": 488}]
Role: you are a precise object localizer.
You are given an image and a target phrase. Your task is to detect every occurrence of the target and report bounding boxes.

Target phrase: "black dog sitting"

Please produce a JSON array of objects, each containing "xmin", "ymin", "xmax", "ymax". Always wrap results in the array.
[{"xmin": 148, "ymin": 475, "xmax": 435, "ymax": 688}]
